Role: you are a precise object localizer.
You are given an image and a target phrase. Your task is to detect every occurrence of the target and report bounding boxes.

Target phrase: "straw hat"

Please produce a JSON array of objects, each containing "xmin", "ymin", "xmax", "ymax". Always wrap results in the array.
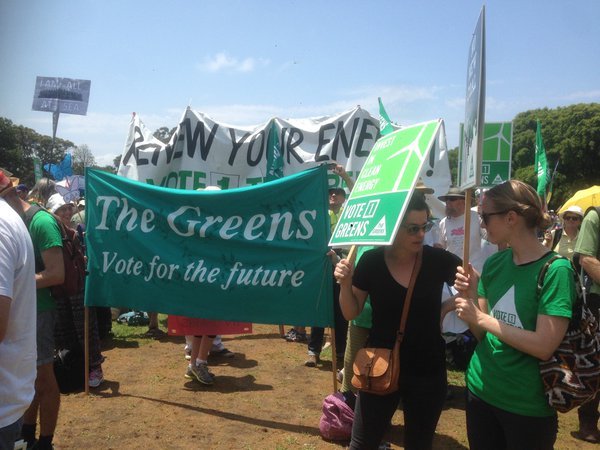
[
  {"xmin": 438, "ymin": 187, "xmax": 465, "ymax": 202},
  {"xmin": 0, "ymin": 168, "xmax": 19, "ymax": 197}
]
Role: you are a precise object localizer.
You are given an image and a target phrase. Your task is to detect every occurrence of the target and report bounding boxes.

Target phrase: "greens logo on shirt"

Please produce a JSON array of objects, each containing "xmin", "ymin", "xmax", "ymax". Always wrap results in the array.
[{"xmin": 489, "ymin": 286, "xmax": 523, "ymax": 329}]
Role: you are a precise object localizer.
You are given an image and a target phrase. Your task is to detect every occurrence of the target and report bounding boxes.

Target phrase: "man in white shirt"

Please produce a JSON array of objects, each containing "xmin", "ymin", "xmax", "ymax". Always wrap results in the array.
[{"xmin": 0, "ymin": 170, "xmax": 37, "ymax": 449}]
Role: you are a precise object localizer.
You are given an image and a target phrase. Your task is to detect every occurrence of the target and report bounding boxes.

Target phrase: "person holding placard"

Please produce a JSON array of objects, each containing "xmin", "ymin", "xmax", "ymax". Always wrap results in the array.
[
  {"xmin": 454, "ymin": 180, "xmax": 575, "ymax": 450},
  {"xmin": 335, "ymin": 193, "xmax": 461, "ymax": 450}
]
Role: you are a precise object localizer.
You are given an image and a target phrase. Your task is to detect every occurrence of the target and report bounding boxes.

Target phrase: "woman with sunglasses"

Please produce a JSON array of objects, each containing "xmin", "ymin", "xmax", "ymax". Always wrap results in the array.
[
  {"xmin": 454, "ymin": 180, "xmax": 576, "ymax": 450},
  {"xmin": 335, "ymin": 193, "xmax": 461, "ymax": 450},
  {"xmin": 542, "ymin": 205, "xmax": 584, "ymax": 260}
]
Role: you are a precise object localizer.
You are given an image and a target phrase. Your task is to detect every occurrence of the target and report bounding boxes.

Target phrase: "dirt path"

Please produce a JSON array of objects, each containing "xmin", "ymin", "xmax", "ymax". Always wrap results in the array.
[{"xmin": 53, "ymin": 323, "xmax": 590, "ymax": 449}]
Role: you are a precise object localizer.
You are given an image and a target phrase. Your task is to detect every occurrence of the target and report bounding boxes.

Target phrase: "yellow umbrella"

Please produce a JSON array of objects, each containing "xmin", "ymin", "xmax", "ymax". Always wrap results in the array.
[{"xmin": 558, "ymin": 185, "xmax": 600, "ymax": 214}]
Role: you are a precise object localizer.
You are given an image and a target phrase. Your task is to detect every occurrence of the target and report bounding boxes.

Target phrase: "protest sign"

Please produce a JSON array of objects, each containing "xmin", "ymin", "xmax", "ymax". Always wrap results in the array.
[
  {"xmin": 84, "ymin": 166, "xmax": 334, "ymax": 327},
  {"xmin": 32, "ymin": 76, "xmax": 91, "ymax": 115},
  {"xmin": 458, "ymin": 122, "xmax": 513, "ymax": 188},
  {"xmin": 459, "ymin": 6, "xmax": 486, "ymax": 189},
  {"xmin": 329, "ymin": 120, "xmax": 443, "ymax": 246}
]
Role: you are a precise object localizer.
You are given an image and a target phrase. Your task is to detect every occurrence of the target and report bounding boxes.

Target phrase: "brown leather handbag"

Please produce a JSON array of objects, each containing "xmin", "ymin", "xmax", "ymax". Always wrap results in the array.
[{"xmin": 351, "ymin": 249, "xmax": 422, "ymax": 395}]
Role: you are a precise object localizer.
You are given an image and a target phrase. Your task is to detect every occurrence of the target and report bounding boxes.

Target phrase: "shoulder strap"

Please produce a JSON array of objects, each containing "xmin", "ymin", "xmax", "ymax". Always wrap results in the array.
[
  {"xmin": 24, "ymin": 204, "xmax": 44, "ymax": 228},
  {"xmin": 397, "ymin": 249, "xmax": 423, "ymax": 341},
  {"xmin": 537, "ymin": 254, "xmax": 566, "ymax": 295}
]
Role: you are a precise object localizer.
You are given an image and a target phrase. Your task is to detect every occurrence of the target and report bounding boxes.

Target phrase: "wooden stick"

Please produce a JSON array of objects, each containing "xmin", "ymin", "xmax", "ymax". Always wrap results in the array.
[
  {"xmin": 84, "ymin": 306, "xmax": 89, "ymax": 395},
  {"xmin": 278, "ymin": 325, "xmax": 285, "ymax": 337},
  {"xmin": 331, "ymin": 327, "xmax": 338, "ymax": 392},
  {"xmin": 463, "ymin": 190, "xmax": 472, "ymax": 270}
]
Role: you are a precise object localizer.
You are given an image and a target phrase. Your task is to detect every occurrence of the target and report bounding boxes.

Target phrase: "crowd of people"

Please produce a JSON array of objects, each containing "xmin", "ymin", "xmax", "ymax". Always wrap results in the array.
[{"xmin": 2, "ymin": 162, "xmax": 600, "ymax": 450}]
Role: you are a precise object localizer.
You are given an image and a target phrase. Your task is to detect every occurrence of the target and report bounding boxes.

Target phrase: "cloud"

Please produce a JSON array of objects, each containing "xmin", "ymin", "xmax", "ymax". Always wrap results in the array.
[
  {"xmin": 197, "ymin": 52, "xmax": 269, "ymax": 73},
  {"xmin": 560, "ymin": 89, "xmax": 600, "ymax": 101}
]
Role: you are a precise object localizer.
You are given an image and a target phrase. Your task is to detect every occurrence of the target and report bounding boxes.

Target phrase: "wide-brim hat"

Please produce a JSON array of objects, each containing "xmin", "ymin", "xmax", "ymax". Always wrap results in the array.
[
  {"xmin": 559, "ymin": 205, "xmax": 584, "ymax": 219},
  {"xmin": 415, "ymin": 179, "xmax": 434, "ymax": 195},
  {"xmin": 438, "ymin": 187, "xmax": 465, "ymax": 202},
  {"xmin": 0, "ymin": 168, "xmax": 19, "ymax": 197}
]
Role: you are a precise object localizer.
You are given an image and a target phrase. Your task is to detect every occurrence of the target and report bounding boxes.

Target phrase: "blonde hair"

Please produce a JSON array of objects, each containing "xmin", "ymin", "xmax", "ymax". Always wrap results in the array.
[{"xmin": 485, "ymin": 180, "xmax": 551, "ymax": 230}]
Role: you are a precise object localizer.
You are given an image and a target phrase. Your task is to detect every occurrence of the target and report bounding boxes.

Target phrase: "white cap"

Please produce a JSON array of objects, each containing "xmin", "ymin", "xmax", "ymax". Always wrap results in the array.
[
  {"xmin": 46, "ymin": 193, "xmax": 67, "ymax": 213},
  {"xmin": 560, "ymin": 205, "xmax": 584, "ymax": 218}
]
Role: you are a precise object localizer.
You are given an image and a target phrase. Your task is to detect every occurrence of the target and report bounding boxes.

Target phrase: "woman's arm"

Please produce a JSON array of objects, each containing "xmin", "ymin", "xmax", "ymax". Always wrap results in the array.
[
  {"xmin": 455, "ymin": 296, "xmax": 569, "ymax": 360},
  {"xmin": 334, "ymin": 258, "xmax": 368, "ymax": 320}
]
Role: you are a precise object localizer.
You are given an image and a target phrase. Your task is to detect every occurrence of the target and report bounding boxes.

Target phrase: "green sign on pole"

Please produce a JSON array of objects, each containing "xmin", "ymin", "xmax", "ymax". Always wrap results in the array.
[
  {"xmin": 458, "ymin": 122, "xmax": 513, "ymax": 188},
  {"xmin": 329, "ymin": 120, "xmax": 442, "ymax": 247},
  {"xmin": 33, "ymin": 156, "xmax": 43, "ymax": 181}
]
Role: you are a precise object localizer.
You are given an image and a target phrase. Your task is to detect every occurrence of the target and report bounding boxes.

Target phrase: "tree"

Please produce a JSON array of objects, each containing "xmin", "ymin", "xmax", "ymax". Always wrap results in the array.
[
  {"xmin": 72, "ymin": 144, "xmax": 96, "ymax": 174},
  {"xmin": 511, "ymin": 103, "xmax": 600, "ymax": 208},
  {"xmin": 113, "ymin": 155, "xmax": 122, "ymax": 169}
]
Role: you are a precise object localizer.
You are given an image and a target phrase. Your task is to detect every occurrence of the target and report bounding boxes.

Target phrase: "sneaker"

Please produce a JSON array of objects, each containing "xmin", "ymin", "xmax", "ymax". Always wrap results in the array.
[
  {"xmin": 287, "ymin": 331, "xmax": 307, "ymax": 342},
  {"xmin": 284, "ymin": 329, "xmax": 298, "ymax": 341},
  {"xmin": 210, "ymin": 347, "xmax": 234, "ymax": 358},
  {"xmin": 304, "ymin": 354, "xmax": 319, "ymax": 367},
  {"xmin": 184, "ymin": 344, "xmax": 191, "ymax": 361},
  {"xmin": 336, "ymin": 368, "xmax": 344, "ymax": 383},
  {"xmin": 89, "ymin": 367, "xmax": 104, "ymax": 388},
  {"xmin": 190, "ymin": 363, "xmax": 215, "ymax": 385}
]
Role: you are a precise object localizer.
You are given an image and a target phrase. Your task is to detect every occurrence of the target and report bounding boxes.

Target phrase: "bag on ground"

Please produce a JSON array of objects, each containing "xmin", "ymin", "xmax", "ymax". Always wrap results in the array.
[{"xmin": 319, "ymin": 392, "xmax": 354, "ymax": 441}]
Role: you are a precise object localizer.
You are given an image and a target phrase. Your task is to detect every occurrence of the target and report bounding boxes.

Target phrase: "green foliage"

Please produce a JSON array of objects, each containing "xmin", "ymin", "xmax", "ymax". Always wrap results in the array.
[
  {"xmin": 0, "ymin": 117, "xmax": 75, "ymax": 186},
  {"xmin": 447, "ymin": 147, "xmax": 459, "ymax": 186},
  {"xmin": 511, "ymin": 103, "xmax": 600, "ymax": 208}
]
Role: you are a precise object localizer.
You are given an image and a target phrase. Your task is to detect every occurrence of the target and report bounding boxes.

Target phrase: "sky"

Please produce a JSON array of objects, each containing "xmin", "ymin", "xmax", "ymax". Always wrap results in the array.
[{"xmin": 1, "ymin": 0, "xmax": 599, "ymax": 167}]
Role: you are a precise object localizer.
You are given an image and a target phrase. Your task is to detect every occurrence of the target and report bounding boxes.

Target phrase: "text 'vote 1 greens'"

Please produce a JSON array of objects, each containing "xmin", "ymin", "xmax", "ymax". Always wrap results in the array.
[{"xmin": 329, "ymin": 120, "xmax": 443, "ymax": 247}]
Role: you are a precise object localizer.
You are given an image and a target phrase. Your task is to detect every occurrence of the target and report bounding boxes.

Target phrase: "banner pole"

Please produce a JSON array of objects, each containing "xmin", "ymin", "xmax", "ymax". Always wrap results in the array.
[
  {"xmin": 463, "ymin": 189, "xmax": 472, "ymax": 269},
  {"xmin": 84, "ymin": 306, "xmax": 89, "ymax": 395},
  {"xmin": 331, "ymin": 327, "xmax": 337, "ymax": 392}
]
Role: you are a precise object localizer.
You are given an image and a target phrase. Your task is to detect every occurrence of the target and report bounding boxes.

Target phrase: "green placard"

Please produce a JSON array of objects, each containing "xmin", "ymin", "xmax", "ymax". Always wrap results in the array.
[
  {"xmin": 329, "ymin": 120, "xmax": 441, "ymax": 246},
  {"xmin": 458, "ymin": 122, "xmax": 512, "ymax": 188}
]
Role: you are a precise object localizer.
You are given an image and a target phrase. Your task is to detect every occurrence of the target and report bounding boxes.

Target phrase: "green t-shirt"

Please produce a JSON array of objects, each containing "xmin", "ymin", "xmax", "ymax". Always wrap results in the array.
[
  {"xmin": 28, "ymin": 208, "xmax": 62, "ymax": 312},
  {"xmin": 467, "ymin": 249, "xmax": 575, "ymax": 417},
  {"xmin": 574, "ymin": 209, "xmax": 600, "ymax": 295}
]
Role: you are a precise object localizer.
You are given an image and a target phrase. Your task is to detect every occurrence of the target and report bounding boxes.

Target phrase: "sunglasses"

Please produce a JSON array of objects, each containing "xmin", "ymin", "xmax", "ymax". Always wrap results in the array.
[
  {"xmin": 563, "ymin": 215, "xmax": 581, "ymax": 222},
  {"xmin": 481, "ymin": 210, "xmax": 510, "ymax": 225},
  {"xmin": 401, "ymin": 221, "xmax": 434, "ymax": 235}
]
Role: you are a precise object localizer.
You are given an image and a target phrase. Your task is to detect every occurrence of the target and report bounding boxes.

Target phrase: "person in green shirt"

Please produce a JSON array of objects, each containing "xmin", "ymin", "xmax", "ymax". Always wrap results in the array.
[
  {"xmin": 573, "ymin": 207, "xmax": 600, "ymax": 443},
  {"xmin": 3, "ymin": 178, "xmax": 64, "ymax": 450},
  {"xmin": 455, "ymin": 180, "xmax": 575, "ymax": 450}
]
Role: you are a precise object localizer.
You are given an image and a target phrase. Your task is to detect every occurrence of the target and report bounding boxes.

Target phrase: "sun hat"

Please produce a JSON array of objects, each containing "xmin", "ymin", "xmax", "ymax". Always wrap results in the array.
[
  {"xmin": 438, "ymin": 187, "xmax": 465, "ymax": 202},
  {"xmin": 559, "ymin": 205, "xmax": 584, "ymax": 219},
  {"xmin": 47, "ymin": 193, "xmax": 68, "ymax": 213},
  {"xmin": 415, "ymin": 178, "xmax": 434, "ymax": 195},
  {"xmin": 0, "ymin": 168, "xmax": 19, "ymax": 197}
]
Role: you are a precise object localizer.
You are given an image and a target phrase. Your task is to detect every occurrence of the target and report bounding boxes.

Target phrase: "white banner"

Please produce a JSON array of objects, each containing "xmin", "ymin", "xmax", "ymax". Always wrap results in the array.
[
  {"xmin": 118, "ymin": 107, "xmax": 379, "ymax": 190},
  {"xmin": 117, "ymin": 106, "xmax": 451, "ymax": 199}
]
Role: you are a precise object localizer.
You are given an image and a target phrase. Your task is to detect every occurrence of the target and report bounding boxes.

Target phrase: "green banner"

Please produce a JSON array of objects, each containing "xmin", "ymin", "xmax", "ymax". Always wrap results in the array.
[
  {"xmin": 84, "ymin": 167, "xmax": 334, "ymax": 327},
  {"xmin": 329, "ymin": 120, "xmax": 441, "ymax": 246},
  {"xmin": 458, "ymin": 122, "xmax": 513, "ymax": 187}
]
